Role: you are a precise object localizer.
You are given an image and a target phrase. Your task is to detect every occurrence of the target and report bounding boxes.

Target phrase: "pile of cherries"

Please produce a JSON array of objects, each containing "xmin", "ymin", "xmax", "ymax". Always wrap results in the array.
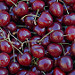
[{"xmin": 0, "ymin": 0, "xmax": 75, "ymax": 75}]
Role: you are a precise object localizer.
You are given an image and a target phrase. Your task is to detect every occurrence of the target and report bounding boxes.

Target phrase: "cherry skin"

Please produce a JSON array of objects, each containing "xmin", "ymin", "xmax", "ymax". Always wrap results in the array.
[
  {"xmin": 6, "ymin": 21, "xmax": 17, "ymax": 32},
  {"xmin": 0, "ymin": 0, "xmax": 4, "ymax": 1},
  {"xmin": 73, "ymin": 4, "xmax": 75, "ymax": 11},
  {"xmin": 49, "ymin": 2, "xmax": 63, "ymax": 17},
  {"xmin": 50, "ymin": 30, "xmax": 63, "ymax": 43},
  {"xmin": 0, "ymin": 28, "xmax": 7, "ymax": 40},
  {"xmin": 0, "ymin": 68, "xmax": 8, "ymax": 75},
  {"xmin": 53, "ymin": 67, "xmax": 66, "ymax": 75},
  {"xmin": 68, "ymin": 70, "xmax": 75, "ymax": 75},
  {"xmin": 47, "ymin": 43, "xmax": 62, "ymax": 57},
  {"xmin": 23, "ymin": 47, "xmax": 30, "ymax": 53},
  {"xmin": 63, "ymin": 13, "xmax": 75, "ymax": 26},
  {"xmin": 30, "ymin": 36, "xmax": 41, "ymax": 46},
  {"xmin": 37, "ymin": 12, "xmax": 53, "ymax": 28},
  {"xmin": 26, "ymin": 71, "xmax": 36, "ymax": 75},
  {"xmin": 13, "ymin": 1, "xmax": 28, "ymax": 17},
  {"xmin": 17, "ymin": 28, "xmax": 31, "ymax": 42},
  {"xmin": 59, "ymin": 56, "xmax": 73, "ymax": 72},
  {"xmin": 41, "ymin": 35, "xmax": 50, "ymax": 47},
  {"xmin": 0, "ymin": 40, "xmax": 12, "ymax": 53},
  {"xmin": 0, "ymin": 2, "xmax": 8, "ymax": 11},
  {"xmin": 17, "ymin": 52, "xmax": 32, "ymax": 66},
  {"xmin": 32, "ymin": 0, "xmax": 45, "ymax": 11},
  {"xmin": 47, "ymin": 22, "xmax": 62, "ymax": 32},
  {"xmin": 30, "ymin": 44, "xmax": 45, "ymax": 58},
  {"xmin": 65, "ymin": 26, "xmax": 75, "ymax": 41},
  {"xmin": 17, "ymin": 70, "xmax": 28, "ymax": 75},
  {"xmin": 0, "ymin": 11, "xmax": 10, "ymax": 27},
  {"xmin": 33, "ymin": 25, "xmax": 46, "ymax": 36},
  {"xmin": 38, "ymin": 57, "xmax": 53, "ymax": 72},
  {"xmin": 0, "ymin": 52, "xmax": 10, "ymax": 67},
  {"xmin": 8, "ymin": 62, "xmax": 20, "ymax": 74},
  {"xmin": 5, "ymin": 0, "xmax": 18, "ymax": 6}
]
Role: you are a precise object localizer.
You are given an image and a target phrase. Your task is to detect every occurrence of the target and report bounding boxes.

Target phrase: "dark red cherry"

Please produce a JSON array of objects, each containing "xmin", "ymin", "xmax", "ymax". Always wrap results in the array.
[
  {"xmin": 30, "ymin": 36, "xmax": 41, "ymax": 46},
  {"xmin": 68, "ymin": 70, "xmax": 75, "ymax": 75},
  {"xmin": 6, "ymin": 21, "xmax": 17, "ymax": 32},
  {"xmin": 49, "ymin": 2, "xmax": 63, "ymax": 17},
  {"xmin": 73, "ymin": 4, "xmax": 75, "ymax": 11},
  {"xmin": 23, "ymin": 47, "xmax": 30, "ymax": 53},
  {"xmin": 65, "ymin": 26, "xmax": 75, "ymax": 41},
  {"xmin": 50, "ymin": 30, "xmax": 63, "ymax": 43},
  {"xmin": 26, "ymin": 71, "xmax": 36, "ymax": 75},
  {"xmin": 17, "ymin": 28, "xmax": 31, "ymax": 42},
  {"xmin": 64, "ymin": 0, "xmax": 75, "ymax": 5},
  {"xmin": 0, "ymin": 0, "xmax": 4, "ymax": 1},
  {"xmin": 38, "ymin": 57, "xmax": 53, "ymax": 72},
  {"xmin": 41, "ymin": 35, "xmax": 50, "ymax": 47},
  {"xmin": 53, "ymin": 67, "xmax": 66, "ymax": 75},
  {"xmin": 0, "ymin": 11, "xmax": 10, "ymax": 27},
  {"xmin": 0, "ymin": 28, "xmax": 7, "ymax": 40},
  {"xmin": 0, "ymin": 2, "xmax": 8, "ymax": 11},
  {"xmin": 8, "ymin": 62, "xmax": 20, "ymax": 74},
  {"xmin": 63, "ymin": 13, "xmax": 75, "ymax": 26},
  {"xmin": 30, "ymin": 44, "xmax": 45, "ymax": 58},
  {"xmin": 32, "ymin": 0, "xmax": 45, "ymax": 11},
  {"xmin": 0, "ymin": 40, "xmax": 12, "ymax": 53},
  {"xmin": 13, "ymin": 1, "xmax": 28, "ymax": 17},
  {"xmin": 47, "ymin": 43, "xmax": 62, "ymax": 57},
  {"xmin": 17, "ymin": 70, "xmax": 28, "ymax": 75},
  {"xmin": 33, "ymin": 25, "xmax": 46, "ymax": 36},
  {"xmin": 59, "ymin": 56, "xmax": 73, "ymax": 72},
  {"xmin": 5, "ymin": 0, "xmax": 17, "ymax": 6},
  {"xmin": 0, "ymin": 53, "xmax": 10, "ymax": 67},
  {"xmin": 37, "ymin": 12, "xmax": 53, "ymax": 28},
  {"xmin": 17, "ymin": 52, "xmax": 32, "ymax": 66},
  {"xmin": 0, "ymin": 68, "xmax": 8, "ymax": 75},
  {"xmin": 47, "ymin": 22, "xmax": 62, "ymax": 32}
]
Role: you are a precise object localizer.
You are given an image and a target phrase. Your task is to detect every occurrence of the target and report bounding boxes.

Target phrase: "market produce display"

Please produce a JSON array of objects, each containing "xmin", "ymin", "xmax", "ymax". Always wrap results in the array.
[{"xmin": 0, "ymin": 0, "xmax": 75, "ymax": 75}]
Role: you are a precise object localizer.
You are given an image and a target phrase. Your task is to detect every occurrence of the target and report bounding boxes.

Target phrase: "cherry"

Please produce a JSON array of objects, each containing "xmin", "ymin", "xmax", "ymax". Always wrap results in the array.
[
  {"xmin": 0, "ymin": 28, "xmax": 7, "ymax": 40},
  {"xmin": 49, "ymin": 2, "xmax": 63, "ymax": 17},
  {"xmin": 0, "ymin": 2, "xmax": 8, "ymax": 11},
  {"xmin": 23, "ymin": 47, "xmax": 30, "ymax": 53},
  {"xmin": 13, "ymin": 1, "xmax": 28, "ymax": 17},
  {"xmin": 38, "ymin": 57, "xmax": 53, "ymax": 72},
  {"xmin": 47, "ymin": 22, "xmax": 62, "ymax": 32},
  {"xmin": 17, "ymin": 70, "xmax": 28, "ymax": 75},
  {"xmin": 47, "ymin": 43, "xmax": 62, "ymax": 57},
  {"xmin": 32, "ymin": 0, "xmax": 45, "ymax": 11},
  {"xmin": 0, "ymin": 68, "xmax": 8, "ymax": 75},
  {"xmin": 68, "ymin": 70, "xmax": 75, "ymax": 75},
  {"xmin": 73, "ymin": 4, "xmax": 75, "ymax": 11},
  {"xmin": 30, "ymin": 44, "xmax": 45, "ymax": 58},
  {"xmin": 53, "ymin": 67, "xmax": 66, "ymax": 75},
  {"xmin": 5, "ymin": 0, "xmax": 18, "ymax": 6},
  {"xmin": 30, "ymin": 36, "xmax": 41, "ymax": 46},
  {"xmin": 33, "ymin": 25, "xmax": 46, "ymax": 36},
  {"xmin": 37, "ymin": 11, "xmax": 53, "ymax": 28},
  {"xmin": 0, "ymin": 0, "xmax": 4, "ymax": 1},
  {"xmin": 6, "ymin": 21, "xmax": 17, "ymax": 32},
  {"xmin": 0, "ymin": 40, "xmax": 12, "ymax": 53},
  {"xmin": 63, "ymin": 13, "xmax": 75, "ymax": 26},
  {"xmin": 26, "ymin": 71, "xmax": 36, "ymax": 75},
  {"xmin": 65, "ymin": 26, "xmax": 75, "ymax": 41},
  {"xmin": 59, "ymin": 56, "xmax": 73, "ymax": 72},
  {"xmin": 41, "ymin": 35, "xmax": 50, "ymax": 47},
  {"xmin": 17, "ymin": 52, "xmax": 32, "ymax": 66},
  {"xmin": 0, "ymin": 11, "xmax": 10, "ymax": 27},
  {"xmin": 17, "ymin": 28, "xmax": 31, "ymax": 42},
  {"xmin": 0, "ymin": 52, "xmax": 10, "ymax": 67},
  {"xmin": 50, "ymin": 30, "xmax": 63, "ymax": 43}
]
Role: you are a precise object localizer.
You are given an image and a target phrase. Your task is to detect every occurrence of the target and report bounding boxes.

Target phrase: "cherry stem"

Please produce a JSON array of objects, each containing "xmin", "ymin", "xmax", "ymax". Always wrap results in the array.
[
  {"xmin": 59, "ymin": 0, "xmax": 69, "ymax": 14},
  {"xmin": 63, "ymin": 33, "xmax": 75, "ymax": 36},
  {"xmin": 16, "ymin": 25, "xmax": 27, "ymax": 27},
  {"xmin": 59, "ymin": 43, "xmax": 71, "ymax": 45},
  {"xmin": 38, "ymin": 30, "xmax": 54, "ymax": 43},
  {"xmin": 9, "ymin": 0, "xmax": 17, "ymax": 7},
  {"xmin": 41, "ymin": 71, "xmax": 46, "ymax": 75},
  {"xmin": 21, "ymin": 14, "xmax": 39, "ymax": 20},
  {"xmin": 13, "ymin": 48, "xmax": 15, "ymax": 62},
  {"xmin": 57, "ymin": 0, "xmax": 58, "ymax": 2}
]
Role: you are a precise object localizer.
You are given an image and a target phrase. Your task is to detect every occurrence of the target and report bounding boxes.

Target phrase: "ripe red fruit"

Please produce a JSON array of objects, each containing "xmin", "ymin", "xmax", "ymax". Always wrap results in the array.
[
  {"xmin": 68, "ymin": 70, "xmax": 75, "ymax": 75},
  {"xmin": 26, "ymin": 71, "xmax": 36, "ymax": 75}
]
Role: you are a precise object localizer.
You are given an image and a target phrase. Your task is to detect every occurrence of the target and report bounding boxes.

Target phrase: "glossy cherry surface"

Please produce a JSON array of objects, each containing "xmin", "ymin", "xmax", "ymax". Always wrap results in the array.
[
  {"xmin": 26, "ymin": 71, "xmax": 36, "ymax": 75},
  {"xmin": 68, "ymin": 70, "xmax": 75, "ymax": 75},
  {"xmin": 38, "ymin": 57, "xmax": 53, "ymax": 72},
  {"xmin": 37, "ymin": 12, "xmax": 53, "ymax": 28},
  {"xmin": 48, "ymin": 0, "xmax": 56, "ymax": 6},
  {"xmin": 17, "ymin": 52, "xmax": 32, "ymax": 66},
  {"xmin": 49, "ymin": 2, "xmax": 63, "ymax": 17},
  {"xmin": 0, "ymin": 53, "xmax": 10, "ymax": 67},
  {"xmin": 59, "ymin": 56, "xmax": 73, "ymax": 72}
]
